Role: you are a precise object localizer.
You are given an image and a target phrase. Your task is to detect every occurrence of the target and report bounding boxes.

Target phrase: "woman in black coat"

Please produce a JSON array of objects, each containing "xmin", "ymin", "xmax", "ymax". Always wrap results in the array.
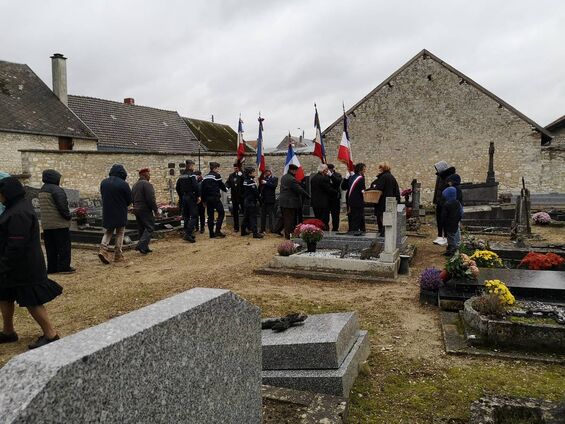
[
  {"xmin": 0, "ymin": 177, "xmax": 62, "ymax": 349},
  {"xmin": 369, "ymin": 162, "xmax": 400, "ymax": 237}
]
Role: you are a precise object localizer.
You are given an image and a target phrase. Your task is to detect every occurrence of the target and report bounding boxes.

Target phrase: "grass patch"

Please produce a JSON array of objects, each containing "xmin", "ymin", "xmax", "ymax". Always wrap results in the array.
[{"xmin": 508, "ymin": 316, "xmax": 558, "ymax": 325}]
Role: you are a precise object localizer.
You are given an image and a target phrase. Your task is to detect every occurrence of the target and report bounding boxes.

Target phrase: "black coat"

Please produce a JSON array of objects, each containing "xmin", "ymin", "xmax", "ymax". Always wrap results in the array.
[
  {"xmin": 226, "ymin": 172, "xmax": 244, "ymax": 203},
  {"xmin": 100, "ymin": 164, "xmax": 133, "ymax": 229},
  {"xmin": 310, "ymin": 173, "xmax": 337, "ymax": 209},
  {"xmin": 345, "ymin": 174, "xmax": 366, "ymax": 208},
  {"xmin": 176, "ymin": 172, "xmax": 200, "ymax": 203},
  {"xmin": 279, "ymin": 173, "xmax": 309, "ymax": 209},
  {"xmin": 441, "ymin": 199, "xmax": 463, "ymax": 233},
  {"xmin": 201, "ymin": 171, "xmax": 227, "ymax": 201},
  {"xmin": 370, "ymin": 170, "xmax": 401, "ymax": 213},
  {"xmin": 243, "ymin": 176, "xmax": 260, "ymax": 207},
  {"xmin": 259, "ymin": 176, "xmax": 278, "ymax": 204},
  {"xmin": 433, "ymin": 166, "xmax": 456, "ymax": 205},
  {"xmin": 329, "ymin": 171, "xmax": 342, "ymax": 205},
  {"xmin": 0, "ymin": 180, "xmax": 48, "ymax": 289}
]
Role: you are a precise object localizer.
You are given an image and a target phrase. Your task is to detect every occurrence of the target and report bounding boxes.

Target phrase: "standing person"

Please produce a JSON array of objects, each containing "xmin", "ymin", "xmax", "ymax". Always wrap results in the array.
[
  {"xmin": 310, "ymin": 164, "xmax": 337, "ymax": 230},
  {"xmin": 99, "ymin": 164, "xmax": 132, "ymax": 264},
  {"xmin": 441, "ymin": 186, "xmax": 463, "ymax": 256},
  {"xmin": 369, "ymin": 162, "xmax": 401, "ymax": 237},
  {"xmin": 0, "ymin": 177, "xmax": 62, "ymax": 349},
  {"xmin": 194, "ymin": 171, "xmax": 206, "ymax": 234},
  {"xmin": 432, "ymin": 161, "xmax": 456, "ymax": 246},
  {"xmin": 259, "ymin": 168, "xmax": 278, "ymax": 233},
  {"xmin": 327, "ymin": 164, "xmax": 342, "ymax": 232},
  {"xmin": 0, "ymin": 172, "xmax": 10, "ymax": 216},
  {"xmin": 201, "ymin": 162, "xmax": 227, "ymax": 238},
  {"xmin": 131, "ymin": 168, "xmax": 159, "ymax": 254},
  {"xmin": 279, "ymin": 164, "xmax": 310, "ymax": 239},
  {"xmin": 176, "ymin": 161, "xmax": 200, "ymax": 243},
  {"xmin": 347, "ymin": 163, "xmax": 367, "ymax": 236},
  {"xmin": 38, "ymin": 169, "xmax": 74, "ymax": 274},
  {"xmin": 226, "ymin": 163, "xmax": 244, "ymax": 233},
  {"xmin": 447, "ymin": 174, "xmax": 463, "ymax": 206},
  {"xmin": 241, "ymin": 167, "xmax": 264, "ymax": 239}
]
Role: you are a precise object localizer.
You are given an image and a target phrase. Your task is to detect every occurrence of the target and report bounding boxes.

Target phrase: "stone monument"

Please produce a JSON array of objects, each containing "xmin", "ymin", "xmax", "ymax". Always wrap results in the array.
[{"xmin": 378, "ymin": 197, "xmax": 400, "ymax": 264}]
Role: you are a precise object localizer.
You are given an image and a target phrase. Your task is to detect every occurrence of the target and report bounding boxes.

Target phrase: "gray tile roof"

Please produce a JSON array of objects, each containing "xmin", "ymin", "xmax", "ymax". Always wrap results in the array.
[
  {"xmin": 546, "ymin": 115, "xmax": 565, "ymax": 132},
  {"xmin": 0, "ymin": 61, "xmax": 96, "ymax": 139},
  {"xmin": 68, "ymin": 95, "xmax": 203, "ymax": 153}
]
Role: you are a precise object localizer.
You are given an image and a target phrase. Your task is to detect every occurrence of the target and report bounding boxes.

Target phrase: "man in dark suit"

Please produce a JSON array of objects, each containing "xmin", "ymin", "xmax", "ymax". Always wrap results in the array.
[
  {"xmin": 327, "ymin": 164, "xmax": 342, "ymax": 232},
  {"xmin": 346, "ymin": 163, "xmax": 366, "ymax": 236},
  {"xmin": 278, "ymin": 165, "xmax": 310, "ymax": 239},
  {"xmin": 310, "ymin": 164, "xmax": 337, "ymax": 230}
]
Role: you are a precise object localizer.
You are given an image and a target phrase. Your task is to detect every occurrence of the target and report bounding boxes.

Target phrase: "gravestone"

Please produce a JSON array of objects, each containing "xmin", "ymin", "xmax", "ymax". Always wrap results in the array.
[
  {"xmin": 379, "ymin": 197, "xmax": 399, "ymax": 263},
  {"xmin": 0, "ymin": 288, "xmax": 262, "ymax": 424}
]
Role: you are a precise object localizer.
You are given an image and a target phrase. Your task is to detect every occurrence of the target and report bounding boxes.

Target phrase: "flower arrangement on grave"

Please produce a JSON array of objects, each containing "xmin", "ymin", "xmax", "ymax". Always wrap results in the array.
[
  {"xmin": 157, "ymin": 202, "xmax": 180, "ymax": 217},
  {"xmin": 401, "ymin": 188, "xmax": 413, "ymax": 206},
  {"xmin": 293, "ymin": 223, "xmax": 324, "ymax": 252},
  {"xmin": 419, "ymin": 267, "xmax": 442, "ymax": 291},
  {"xmin": 531, "ymin": 211, "xmax": 551, "ymax": 225},
  {"xmin": 301, "ymin": 218, "xmax": 325, "ymax": 231},
  {"xmin": 277, "ymin": 240, "xmax": 297, "ymax": 257},
  {"xmin": 483, "ymin": 279, "xmax": 515, "ymax": 306},
  {"xmin": 73, "ymin": 207, "xmax": 88, "ymax": 225},
  {"xmin": 518, "ymin": 252, "xmax": 565, "ymax": 270},
  {"xmin": 469, "ymin": 250, "xmax": 503, "ymax": 268},
  {"xmin": 443, "ymin": 252, "xmax": 479, "ymax": 281},
  {"xmin": 459, "ymin": 235, "xmax": 490, "ymax": 255}
]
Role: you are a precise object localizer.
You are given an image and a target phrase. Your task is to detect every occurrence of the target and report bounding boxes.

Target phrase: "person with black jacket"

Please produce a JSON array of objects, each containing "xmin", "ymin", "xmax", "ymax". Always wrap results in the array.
[
  {"xmin": 432, "ymin": 161, "xmax": 456, "ymax": 246},
  {"xmin": 0, "ymin": 177, "xmax": 62, "ymax": 349},
  {"xmin": 99, "ymin": 164, "xmax": 133, "ymax": 264},
  {"xmin": 241, "ymin": 167, "xmax": 264, "ymax": 239},
  {"xmin": 259, "ymin": 169, "xmax": 278, "ymax": 233},
  {"xmin": 176, "ymin": 160, "xmax": 200, "ymax": 243},
  {"xmin": 441, "ymin": 186, "xmax": 463, "ymax": 256},
  {"xmin": 201, "ymin": 162, "xmax": 227, "ymax": 238},
  {"xmin": 446, "ymin": 174, "xmax": 464, "ymax": 206},
  {"xmin": 310, "ymin": 164, "xmax": 338, "ymax": 230},
  {"xmin": 226, "ymin": 163, "xmax": 244, "ymax": 233},
  {"xmin": 194, "ymin": 171, "xmax": 206, "ymax": 233},
  {"xmin": 346, "ymin": 163, "xmax": 367, "ymax": 236},
  {"xmin": 279, "ymin": 165, "xmax": 310, "ymax": 239},
  {"xmin": 327, "ymin": 164, "xmax": 342, "ymax": 232},
  {"xmin": 131, "ymin": 168, "xmax": 159, "ymax": 254},
  {"xmin": 38, "ymin": 169, "xmax": 74, "ymax": 274},
  {"xmin": 369, "ymin": 162, "xmax": 401, "ymax": 237}
]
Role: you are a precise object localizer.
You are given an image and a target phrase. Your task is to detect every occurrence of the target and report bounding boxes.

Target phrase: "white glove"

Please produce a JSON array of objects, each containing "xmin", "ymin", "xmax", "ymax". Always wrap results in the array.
[{"xmin": 237, "ymin": 171, "xmax": 242, "ymax": 176}]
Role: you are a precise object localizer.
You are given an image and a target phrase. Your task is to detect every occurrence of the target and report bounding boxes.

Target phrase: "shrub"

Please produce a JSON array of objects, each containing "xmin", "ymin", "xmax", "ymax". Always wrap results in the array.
[
  {"xmin": 532, "ymin": 211, "xmax": 551, "ymax": 225},
  {"xmin": 484, "ymin": 279, "xmax": 515, "ymax": 306},
  {"xmin": 469, "ymin": 250, "xmax": 503, "ymax": 268},
  {"xmin": 302, "ymin": 218, "xmax": 325, "ymax": 230},
  {"xmin": 418, "ymin": 267, "xmax": 442, "ymax": 290},
  {"xmin": 518, "ymin": 252, "xmax": 565, "ymax": 270},
  {"xmin": 277, "ymin": 241, "xmax": 297, "ymax": 256},
  {"xmin": 472, "ymin": 293, "xmax": 507, "ymax": 319}
]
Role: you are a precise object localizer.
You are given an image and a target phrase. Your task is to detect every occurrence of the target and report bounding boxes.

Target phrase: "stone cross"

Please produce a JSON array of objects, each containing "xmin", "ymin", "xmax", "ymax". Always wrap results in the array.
[
  {"xmin": 486, "ymin": 142, "xmax": 496, "ymax": 184},
  {"xmin": 411, "ymin": 179, "xmax": 421, "ymax": 218},
  {"xmin": 379, "ymin": 197, "xmax": 400, "ymax": 263}
]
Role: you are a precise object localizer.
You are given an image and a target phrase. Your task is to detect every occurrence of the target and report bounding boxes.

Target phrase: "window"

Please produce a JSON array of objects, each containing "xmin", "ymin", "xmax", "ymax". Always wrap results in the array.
[{"xmin": 58, "ymin": 137, "xmax": 73, "ymax": 150}]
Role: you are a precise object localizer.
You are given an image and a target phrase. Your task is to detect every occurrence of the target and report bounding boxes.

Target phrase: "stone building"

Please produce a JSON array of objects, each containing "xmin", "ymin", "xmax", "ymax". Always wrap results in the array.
[
  {"xmin": 546, "ymin": 115, "xmax": 565, "ymax": 144},
  {"xmin": 0, "ymin": 55, "xmax": 97, "ymax": 176},
  {"xmin": 321, "ymin": 49, "xmax": 563, "ymax": 200}
]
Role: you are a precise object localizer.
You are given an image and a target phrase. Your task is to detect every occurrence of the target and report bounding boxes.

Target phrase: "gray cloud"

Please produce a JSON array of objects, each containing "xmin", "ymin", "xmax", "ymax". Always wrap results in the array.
[{"xmin": 2, "ymin": 0, "xmax": 564, "ymax": 147}]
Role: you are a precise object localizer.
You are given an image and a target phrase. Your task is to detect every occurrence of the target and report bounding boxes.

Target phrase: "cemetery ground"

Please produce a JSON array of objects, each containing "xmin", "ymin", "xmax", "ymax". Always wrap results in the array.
[{"xmin": 1, "ymin": 222, "xmax": 564, "ymax": 423}]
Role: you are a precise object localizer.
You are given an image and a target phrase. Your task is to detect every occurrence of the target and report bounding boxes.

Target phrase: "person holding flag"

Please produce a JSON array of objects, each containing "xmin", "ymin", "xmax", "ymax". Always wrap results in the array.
[
  {"xmin": 313, "ymin": 103, "xmax": 326, "ymax": 163},
  {"xmin": 236, "ymin": 115, "xmax": 246, "ymax": 166},
  {"xmin": 256, "ymin": 114, "xmax": 266, "ymax": 173},
  {"xmin": 279, "ymin": 144, "xmax": 309, "ymax": 239}
]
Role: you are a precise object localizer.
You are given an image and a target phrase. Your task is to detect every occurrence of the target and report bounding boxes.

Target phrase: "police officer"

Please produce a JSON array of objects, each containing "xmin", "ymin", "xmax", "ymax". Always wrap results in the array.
[
  {"xmin": 226, "ymin": 163, "xmax": 244, "ymax": 233},
  {"xmin": 175, "ymin": 160, "xmax": 200, "ymax": 243},
  {"xmin": 193, "ymin": 170, "xmax": 206, "ymax": 234},
  {"xmin": 241, "ymin": 167, "xmax": 263, "ymax": 239},
  {"xmin": 201, "ymin": 162, "xmax": 227, "ymax": 238}
]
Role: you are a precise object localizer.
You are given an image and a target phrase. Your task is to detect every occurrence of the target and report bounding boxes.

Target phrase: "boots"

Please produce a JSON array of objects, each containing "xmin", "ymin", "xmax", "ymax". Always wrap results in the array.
[
  {"xmin": 98, "ymin": 245, "xmax": 111, "ymax": 264},
  {"xmin": 114, "ymin": 251, "xmax": 125, "ymax": 262}
]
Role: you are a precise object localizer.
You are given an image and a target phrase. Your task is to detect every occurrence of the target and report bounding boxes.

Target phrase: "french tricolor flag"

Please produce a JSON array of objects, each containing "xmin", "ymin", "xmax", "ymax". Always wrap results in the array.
[
  {"xmin": 256, "ymin": 115, "xmax": 266, "ymax": 172},
  {"xmin": 284, "ymin": 142, "xmax": 304, "ymax": 181},
  {"xmin": 337, "ymin": 109, "xmax": 354, "ymax": 173},
  {"xmin": 236, "ymin": 116, "xmax": 246, "ymax": 165}
]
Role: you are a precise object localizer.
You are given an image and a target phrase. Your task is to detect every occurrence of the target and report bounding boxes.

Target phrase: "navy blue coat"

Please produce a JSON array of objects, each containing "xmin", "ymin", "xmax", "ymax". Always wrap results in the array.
[{"xmin": 100, "ymin": 164, "xmax": 133, "ymax": 229}]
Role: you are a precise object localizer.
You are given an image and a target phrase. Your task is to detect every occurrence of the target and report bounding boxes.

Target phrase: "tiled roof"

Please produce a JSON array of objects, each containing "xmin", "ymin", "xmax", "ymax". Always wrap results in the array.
[
  {"xmin": 0, "ymin": 61, "xmax": 96, "ymax": 139},
  {"xmin": 68, "ymin": 96, "xmax": 202, "ymax": 153},
  {"xmin": 274, "ymin": 135, "xmax": 314, "ymax": 153},
  {"xmin": 546, "ymin": 115, "xmax": 565, "ymax": 132},
  {"xmin": 183, "ymin": 117, "xmax": 253, "ymax": 152}
]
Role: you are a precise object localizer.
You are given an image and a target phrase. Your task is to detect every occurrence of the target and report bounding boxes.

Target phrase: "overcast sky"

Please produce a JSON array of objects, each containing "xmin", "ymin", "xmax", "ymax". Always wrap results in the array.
[{"xmin": 2, "ymin": 0, "xmax": 564, "ymax": 147}]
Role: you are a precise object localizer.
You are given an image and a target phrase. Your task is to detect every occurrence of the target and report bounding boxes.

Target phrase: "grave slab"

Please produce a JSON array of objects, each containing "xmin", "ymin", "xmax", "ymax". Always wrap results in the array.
[
  {"xmin": 262, "ymin": 312, "xmax": 359, "ymax": 370},
  {"xmin": 262, "ymin": 330, "xmax": 370, "ymax": 398},
  {"xmin": 0, "ymin": 288, "xmax": 262, "ymax": 424},
  {"xmin": 478, "ymin": 269, "xmax": 564, "ymax": 302}
]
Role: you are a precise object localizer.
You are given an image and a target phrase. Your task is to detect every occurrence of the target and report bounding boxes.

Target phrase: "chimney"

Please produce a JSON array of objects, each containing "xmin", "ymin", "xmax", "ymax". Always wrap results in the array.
[
  {"xmin": 50, "ymin": 53, "xmax": 68, "ymax": 105},
  {"xmin": 124, "ymin": 98, "xmax": 135, "ymax": 105}
]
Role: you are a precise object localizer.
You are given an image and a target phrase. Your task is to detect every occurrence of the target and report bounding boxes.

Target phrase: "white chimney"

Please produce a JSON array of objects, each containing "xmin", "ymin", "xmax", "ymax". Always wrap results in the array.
[{"xmin": 51, "ymin": 53, "xmax": 68, "ymax": 105}]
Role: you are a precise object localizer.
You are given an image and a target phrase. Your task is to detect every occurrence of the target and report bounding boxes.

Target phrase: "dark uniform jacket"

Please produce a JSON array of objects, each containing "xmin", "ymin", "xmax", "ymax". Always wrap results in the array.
[
  {"xmin": 329, "ymin": 171, "xmax": 343, "ymax": 205},
  {"xmin": 259, "ymin": 176, "xmax": 278, "ymax": 204},
  {"xmin": 243, "ymin": 176, "xmax": 260, "ymax": 207},
  {"xmin": 100, "ymin": 164, "xmax": 133, "ymax": 229},
  {"xmin": 176, "ymin": 172, "xmax": 200, "ymax": 203},
  {"xmin": 279, "ymin": 173, "xmax": 310, "ymax": 209},
  {"xmin": 38, "ymin": 169, "xmax": 71, "ymax": 230},
  {"xmin": 0, "ymin": 178, "xmax": 49, "ymax": 288},
  {"xmin": 310, "ymin": 173, "xmax": 337, "ymax": 209},
  {"xmin": 345, "ymin": 174, "xmax": 366, "ymax": 208},
  {"xmin": 201, "ymin": 171, "xmax": 227, "ymax": 201},
  {"xmin": 131, "ymin": 179, "xmax": 158, "ymax": 214},
  {"xmin": 370, "ymin": 170, "xmax": 401, "ymax": 213},
  {"xmin": 226, "ymin": 171, "xmax": 244, "ymax": 203}
]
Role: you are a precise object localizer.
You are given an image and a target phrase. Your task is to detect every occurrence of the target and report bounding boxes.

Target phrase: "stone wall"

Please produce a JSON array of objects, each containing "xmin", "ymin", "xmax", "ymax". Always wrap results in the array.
[
  {"xmin": 20, "ymin": 149, "xmax": 322, "ymax": 201},
  {"xmin": 540, "ymin": 144, "xmax": 565, "ymax": 193},
  {"xmin": 322, "ymin": 55, "xmax": 564, "ymax": 200},
  {"xmin": 0, "ymin": 288, "xmax": 262, "ymax": 424},
  {"xmin": 0, "ymin": 131, "xmax": 97, "ymax": 175}
]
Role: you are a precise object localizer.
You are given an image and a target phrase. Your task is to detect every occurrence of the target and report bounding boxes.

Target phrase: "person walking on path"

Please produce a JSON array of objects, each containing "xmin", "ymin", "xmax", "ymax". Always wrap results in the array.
[
  {"xmin": 201, "ymin": 162, "xmax": 227, "ymax": 238},
  {"xmin": 176, "ymin": 160, "xmax": 200, "ymax": 243},
  {"xmin": 259, "ymin": 168, "xmax": 278, "ymax": 233},
  {"xmin": 132, "ymin": 168, "xmax": 159, "ymax": 254},
  {"xmin": 38, "ymin": 169, "xmax": 74, "ymax": 274},
  {"xmin": 0, "ymin": 177, "xmax": 62, "ymax": 350},
  {"xmin": 432, "ymin": 161, "xmax": 456, "ymax": 246},
  {"xmin": 241, "ymin": 167, "xmax": 264, "ymax": 238},
  {"xmin": 226, "ymin": 163, "xmax": 244, "ymax": 233},
  {"xmin": 310, "ymin": 164, "xmax": 338, "ymax": 230},
  {"xmin": 369, "ymin": 162, "xmax": 401, "ymax": 237},
  {"xmin": 99, "ymin": 164, "xmax": 132, "ymax": 264},
  {"xmin": 346, "ymin": 163, "xmax": 367, "ymax": 236},
  {"xmin": 327, "ymin": 164, "xmax": 342, "ymax": 232},
  {"xmin": 279, "ymin": 164, "xmax": 310, "ymax": 239}
]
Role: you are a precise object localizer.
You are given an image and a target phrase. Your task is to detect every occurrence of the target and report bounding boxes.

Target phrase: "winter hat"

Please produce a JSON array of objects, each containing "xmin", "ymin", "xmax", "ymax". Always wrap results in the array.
[
  {"xmin": 442, "ymin": 186, "xmax": 457, "ymax": 202},
  {"xmin": 42, "ymin": 169, "xmax": 62, "ymax": 185},
  {"xmin": 447, "ymin": 174, "xmax": 461, "ymax": 185},
  {"xmin": 434, "ymin": 161, "xmax": 450, "ymax": 174},
  {"xmin": 0, "ymin": 177, "xmax": 26, "ymax": 203}
]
